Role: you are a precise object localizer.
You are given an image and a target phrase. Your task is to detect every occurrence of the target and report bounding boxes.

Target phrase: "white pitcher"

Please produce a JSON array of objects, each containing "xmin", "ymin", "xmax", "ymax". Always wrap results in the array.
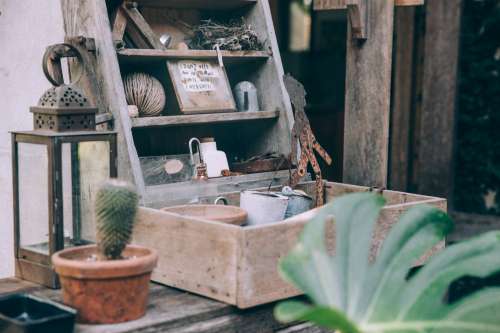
[{"xmin": 198, "ymin": 137, "xmax": 229, "ymax": 178}]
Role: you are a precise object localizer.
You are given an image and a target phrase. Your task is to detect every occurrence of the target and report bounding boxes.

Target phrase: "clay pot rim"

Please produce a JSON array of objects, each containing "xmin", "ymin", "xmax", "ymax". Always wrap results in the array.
[
  {"xmin": 52, "ymin": 245, "xmax": 158, "ymax": 280},
  {"xmin": 161, "ymin": 204, "xmax": 248, "ymax": 226}
]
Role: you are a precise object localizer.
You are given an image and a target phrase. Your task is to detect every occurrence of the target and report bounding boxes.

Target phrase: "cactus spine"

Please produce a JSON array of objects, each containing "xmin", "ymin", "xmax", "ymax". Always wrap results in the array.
[{"xmin": 95, "ymin": 179, "xmax": 139, "ymax": 260}]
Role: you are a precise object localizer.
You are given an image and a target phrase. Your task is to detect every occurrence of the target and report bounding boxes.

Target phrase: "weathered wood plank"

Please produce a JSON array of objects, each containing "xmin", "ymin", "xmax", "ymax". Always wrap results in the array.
[
  {"xmin": 111, "ymin": 7, "xmax": 127, "ymax": 42},
  {"xmin": 342, "ymin": 0, "xmax": 395, "ymax": 188},
  {"xmin": 0, "ymin": 278, "xmax": 322, "ymax": 332},
  {"xmin": 134, "ymin": 181, "xmax": 446, "ymax": 308},
  {"xmin": 60, "ymin": 0, "xmax": 146, "ymax": 195},
  {"xmin": 414, "ymin": 0, "xmax": 462, "ymax": 199},
  {"xmin": 136, "ymin": 0, "xmax": 257, "ymax": 9},
  {"xmin": 120, "ymin": 3, "xmax": 165, "ymax": 50},
  {"xmin": 131, "ymin": 110, "xmax": 279, "ymax": 128},
  {"xmin": 389, "ymin": 6, "xmax": 416, "ymax": 191},
  {"xmin": 314, "ymin": 0, "xmax": 423, "ymax": 10},
  {"xmin": 448, "ymin": 212, "xmax": 500, "ymax": 243},
  {"xmin": 117, "ymin": 49, "xmax": 271, "ymax": 65}
]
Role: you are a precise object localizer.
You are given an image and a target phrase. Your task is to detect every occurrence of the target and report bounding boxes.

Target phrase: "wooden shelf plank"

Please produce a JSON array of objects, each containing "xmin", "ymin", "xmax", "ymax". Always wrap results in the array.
[
  {"xmin": 136, "ymin": 0, "xmax": 257, "ymax": 9},
  {"xmin": 314, "ymin": 0, "xmax": 423, "ymax": 10},
  {"xmin": 117, "ymin": 49, "xmax": 271, "ymax": 65},
  {"xmin": 131, "ymin": 110, "xmax": 280, "ymax": 128}
]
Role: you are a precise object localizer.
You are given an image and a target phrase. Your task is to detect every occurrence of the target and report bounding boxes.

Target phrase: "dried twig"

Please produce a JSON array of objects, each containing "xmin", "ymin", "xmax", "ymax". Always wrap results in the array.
[{"xmin": 189, "ymin": 18, "xmax": 264, "ymax": 51}]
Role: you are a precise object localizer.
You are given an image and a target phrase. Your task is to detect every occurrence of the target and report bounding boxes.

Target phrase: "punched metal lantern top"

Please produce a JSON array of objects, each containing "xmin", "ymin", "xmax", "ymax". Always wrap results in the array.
[{"xmin": 30, "ymin": 43, "xmax": 97, "ymax": 132}]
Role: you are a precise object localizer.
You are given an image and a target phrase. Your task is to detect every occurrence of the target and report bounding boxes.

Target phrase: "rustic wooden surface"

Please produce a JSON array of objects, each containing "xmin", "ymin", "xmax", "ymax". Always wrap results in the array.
[
  {"xmin": 342, "ymin": 0, "xmax": 395, "ymax": 188},
  {"xmin": 0, "ymin": 278, "xmax": 325, "ymax": 333},
  {"xmin": 314, "ymin": 0, "xmax": 424, "ymax": 10},
  {"xmin": 389, "ymin": 6, "xmax": 416, "ymax": 192},
  {"xmin": 61, "ymin": 0, "xmax": 146, "ymax": 194},
  {"xmin": 448, "ymin": 212, "xmax": 500, "ymax": 243},
  {"xmin": 134, "ymin": 181, "xmax": 446, "ymax": 308},
  {"xmin": 135, "ymin": 0, "xmax": 258, "ymax": 9},
  {"xmin": 413, "ymin": 0, "xmax": 462, "ymax": 199},
  {"xmin": 120, "ymin": 3, "xmax": 166, "ymax": 50},
  {"xmin": 131, "ymin": 110, "xmax": 279, "ymax": 128},
  {"xmin": 117, "ymin": 49, "xmax": 271, "ymax": 65}
]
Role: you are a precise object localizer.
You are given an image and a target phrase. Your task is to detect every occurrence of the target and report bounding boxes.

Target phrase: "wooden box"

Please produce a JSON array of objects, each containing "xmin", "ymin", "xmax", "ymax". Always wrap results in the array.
[{"xmin": 132, "ymin": 181, "xmax": 446, "ymax": 309}]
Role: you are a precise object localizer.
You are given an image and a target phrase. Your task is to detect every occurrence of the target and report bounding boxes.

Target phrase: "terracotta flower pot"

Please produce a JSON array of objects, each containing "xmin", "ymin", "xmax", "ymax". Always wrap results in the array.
[{"xmin": 52, "ymin": 245, "xmax": 158, "ymax": 324}]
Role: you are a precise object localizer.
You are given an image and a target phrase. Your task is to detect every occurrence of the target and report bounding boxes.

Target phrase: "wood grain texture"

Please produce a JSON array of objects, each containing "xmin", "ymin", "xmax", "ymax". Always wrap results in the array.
[
  {"xmin": 133, "ymin": 207, "xmax": 241, "ymax": 305},
  {"xmin": 0, "ymin": 278, "xmax": 326, "ymax": 333},
  {"xmin": 120, "ymin": 3, "xmax": 165, "ymax": 50},
  {"xmin": 134, "ymin": 181, "xmax": 446, "ymax": 308},
  {"xmin": 131, "ymin": 110, "xmax": 279, "ymax": 128},
  {"xmin": 343, "ymin": 0, "xmax": 395, "ymax": 188},
  {"xmin": 314, "ymin": 0, "xmax": 423, "ymax": 10},
  {"xmin": 117, "ymin": 49, "xmax": 271, "ymax": 65},
  {"xmin": 389, "ymin": 6, "xmax": 416, "ymax": 191},
  {"xmin": 136, "ymin": 0, "xmax": 257, "ymax": 9},
  {"xmin": 448, "ymin": 212, "xmax": 500, "ymax": 243},
  {"xmin": 414, "ymin": 0, "xmax": 462, "ymax": 199},
  {"xmin": 60, "ymin": 0, "xmax": 146, "ymax": 194}
]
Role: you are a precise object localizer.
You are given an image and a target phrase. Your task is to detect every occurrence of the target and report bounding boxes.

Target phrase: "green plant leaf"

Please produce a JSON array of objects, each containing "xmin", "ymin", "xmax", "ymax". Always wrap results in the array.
[
  {"xmin": 332, "ymin": 193, "xmax": 385, "ymax": 313},
  {"xmin": 359, "ymin": 206, "xmax": 452, "ymax": 321},
  {"xmin": 275, "ymin": 301, "xmax": 361, "ymax": 333},
  {"xmin": 397, "ymin": 232, "xmax": 500, "ymax": 321},
  {"xmin": 279, "ymin": 203, "xmax": 340, "ymax": 307},
  {"xmin": 275, "ymin": 193, "xmax": 500, "ymax": 333}
]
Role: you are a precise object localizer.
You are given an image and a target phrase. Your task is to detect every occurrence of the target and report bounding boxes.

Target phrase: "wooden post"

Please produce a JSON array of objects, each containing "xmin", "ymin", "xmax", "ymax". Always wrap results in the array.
[
  {"xmin": 413, "ymin": 0, "xmax": 462, "ymax": 199},
  {"xmin": 60, "ymin": 0, "xmax": 146, "ymax": 193},
  {"xmin": 342, "ymin": 0, "xmax": 395, "ymax": 188},
  {"xmin": 389, "ymin": 6, "xmax": 416, "ymax": 191}
]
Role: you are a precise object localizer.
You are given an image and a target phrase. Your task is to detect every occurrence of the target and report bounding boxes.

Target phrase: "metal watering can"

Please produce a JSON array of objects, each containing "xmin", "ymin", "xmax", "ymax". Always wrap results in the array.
[{"xmin": 240, "ymin": 187, "xmax": 313, "ymax": 226}]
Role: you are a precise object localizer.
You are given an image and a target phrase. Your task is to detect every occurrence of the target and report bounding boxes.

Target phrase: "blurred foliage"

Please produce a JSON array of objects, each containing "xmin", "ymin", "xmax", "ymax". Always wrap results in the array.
[{"xmin": 454, "ymin": 0, "xmax": 500, "ymax": 215}]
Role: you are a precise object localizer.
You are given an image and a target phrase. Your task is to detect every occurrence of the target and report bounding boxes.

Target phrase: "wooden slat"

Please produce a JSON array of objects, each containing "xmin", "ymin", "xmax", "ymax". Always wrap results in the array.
[
  {"xmin": 342, "ymin": 0, "xmax": 395, "ymax": 188},
  {"xmin": 448, "ymin": 212, "xmax": 500, "ymax": 243},
  {"xmin": 389, "ymin": 6, "xmax": 416, "ymax": 191},
  {"xmin": 131, "ymin": 110, "xmax": 279, "ymax": 128},
  {"xmin": 120, "ymin": 3, "xmax": 166, "ymax": 50},
  {"xmin": 314, "ymin": 0, "xmax": 423, "ymax": 10},
  {"xmin": 117, "ymin": 49, "xmax": 271, "ymax": 65},
  {"xmin": 414, "ymin": 0, "xmax": 462, "ymax": 199},
  {"xmin": 136, "ymin": 0, "xmax": 257, "ymax": 9},
  {"xmin": 0, "ymin": 278, "xmax": 321, "ymax": 332},
  {"xmin": 61, "ymin": 0, "xmax": 147, "ymax": 194}
]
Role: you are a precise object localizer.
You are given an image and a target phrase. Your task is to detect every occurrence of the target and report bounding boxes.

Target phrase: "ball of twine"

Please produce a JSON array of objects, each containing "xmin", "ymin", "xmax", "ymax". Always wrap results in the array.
[{"xmin": 124, "ymin": 72, "xmax": 166, "ymax": 117}]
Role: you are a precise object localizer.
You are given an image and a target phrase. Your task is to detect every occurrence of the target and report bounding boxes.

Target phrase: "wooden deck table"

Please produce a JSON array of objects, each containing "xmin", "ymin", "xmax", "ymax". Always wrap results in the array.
[{"xmin": 0, "ymin": 278, "xmax": 323, "ymax": 333}]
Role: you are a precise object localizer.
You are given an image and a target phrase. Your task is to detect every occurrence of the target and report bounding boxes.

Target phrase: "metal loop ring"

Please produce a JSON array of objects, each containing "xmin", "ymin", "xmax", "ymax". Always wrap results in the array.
[
  {"xmin": 214, "ymin": 197, "xmax": 229, "ymax": 205},
  {"xmin": 42, "ymin": 43, "xmax": 84, "ymax": 87}
]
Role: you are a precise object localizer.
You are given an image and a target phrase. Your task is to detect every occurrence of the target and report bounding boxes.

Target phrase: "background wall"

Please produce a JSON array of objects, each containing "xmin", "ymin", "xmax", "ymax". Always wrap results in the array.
[{"xmin": 0, "ymin": 0, "xmax": 64, "ymax": 277}]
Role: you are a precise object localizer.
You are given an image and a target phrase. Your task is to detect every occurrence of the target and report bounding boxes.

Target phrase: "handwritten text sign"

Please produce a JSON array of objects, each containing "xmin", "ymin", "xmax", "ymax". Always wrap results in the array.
[{"xmin": 178, "ymin": 61, "xmax": 219, "ymax": 92}]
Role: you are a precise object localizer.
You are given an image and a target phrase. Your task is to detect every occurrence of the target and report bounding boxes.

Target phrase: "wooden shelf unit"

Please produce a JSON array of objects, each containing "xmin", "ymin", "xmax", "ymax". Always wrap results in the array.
[
  {"xmin": 131, "ymin": 110, "xmax": 280, "ymax": 128},
  {"xmin": 117, "ymin": 49, "xmax": 271, "ymax": 65},
  {"xmin": 67, "ymin": 0, "xmax": 294, "ymax": 206}
]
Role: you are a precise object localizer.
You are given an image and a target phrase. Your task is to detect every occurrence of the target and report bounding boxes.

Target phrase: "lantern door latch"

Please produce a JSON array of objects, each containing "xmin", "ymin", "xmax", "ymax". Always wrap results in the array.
[{"xmin": 346, "ymin": 0, "xmax": 370, "ymax": 40}]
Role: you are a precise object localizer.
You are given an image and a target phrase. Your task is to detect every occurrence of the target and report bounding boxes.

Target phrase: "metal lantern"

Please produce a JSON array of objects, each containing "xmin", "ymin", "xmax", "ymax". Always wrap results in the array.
[{"xmin": 11, "ymin": 43, "xmax": 117, "ymax": 288}]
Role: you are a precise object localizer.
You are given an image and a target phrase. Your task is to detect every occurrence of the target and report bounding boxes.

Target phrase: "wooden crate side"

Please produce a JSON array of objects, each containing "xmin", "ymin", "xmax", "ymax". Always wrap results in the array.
[
  {"xmin": 325, "ymin": 182, "xmax": 441, "ymax": 205},
  {"xmin": 133, "ymin": 207, "xmax": 241, "ymax": 305},
  {"xmin": 372, "ymin": 198, "xmax": 447, "ymax": 264},
  {"xmin": 236, "ymin": 190, "xmax": 446, "ymax": 308},
  {"xmin": 236, "ymin": 209, "xmax": 326, "ymax": 309}
]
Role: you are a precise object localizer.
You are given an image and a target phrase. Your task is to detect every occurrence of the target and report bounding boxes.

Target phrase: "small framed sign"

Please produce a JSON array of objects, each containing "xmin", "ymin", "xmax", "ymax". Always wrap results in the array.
[{"xmin": 167, "ymin": 60, "xmax": 236, "ymax": 114}]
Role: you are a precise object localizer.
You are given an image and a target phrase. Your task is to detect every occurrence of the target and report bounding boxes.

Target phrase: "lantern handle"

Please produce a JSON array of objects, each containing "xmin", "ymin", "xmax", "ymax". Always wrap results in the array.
[{"xmin": 42, "ymin": 43, "xmax": 84, "ymax": 87}]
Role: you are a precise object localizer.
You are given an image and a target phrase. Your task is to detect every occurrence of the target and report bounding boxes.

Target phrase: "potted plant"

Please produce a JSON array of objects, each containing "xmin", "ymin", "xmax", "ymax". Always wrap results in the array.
[
  {"xmin": 52, "ymin": 180, "xmax": 158, "ymax": 324},
  {"xmin": 275, "ymin": 193, "xmax": 500, "ymax": 332}
]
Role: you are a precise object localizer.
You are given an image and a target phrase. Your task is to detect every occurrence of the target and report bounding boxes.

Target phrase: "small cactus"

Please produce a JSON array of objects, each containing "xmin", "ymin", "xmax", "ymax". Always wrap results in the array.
[{"xmin": 95, "ymin": 179, "xmax": 139, "ymax": 260}]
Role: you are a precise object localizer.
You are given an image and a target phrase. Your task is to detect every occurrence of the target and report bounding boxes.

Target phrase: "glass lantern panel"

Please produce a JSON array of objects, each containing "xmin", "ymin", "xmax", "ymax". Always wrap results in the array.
[
  {"xmin": 62, "ymin": 141, "xmax": 111, "ymax": 247},
  {"xmin": 18, "ymin": 142, "xmax": 49, "ymax": 255}
]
